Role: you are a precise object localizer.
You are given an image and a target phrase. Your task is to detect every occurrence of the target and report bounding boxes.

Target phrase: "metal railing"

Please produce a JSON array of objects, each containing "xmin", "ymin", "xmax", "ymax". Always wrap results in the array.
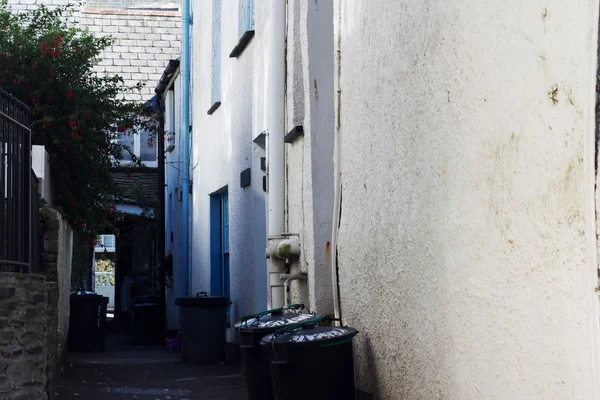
[{"xmin": 0, "ymin": 88, "xmax": 37, "ymax": 273}]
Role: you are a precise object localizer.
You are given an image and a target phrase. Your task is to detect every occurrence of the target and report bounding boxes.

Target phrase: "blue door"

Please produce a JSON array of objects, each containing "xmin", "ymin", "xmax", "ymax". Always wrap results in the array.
[{"xmin": 219, "ymin": 195, "xmax": 230, "ymax": 299}]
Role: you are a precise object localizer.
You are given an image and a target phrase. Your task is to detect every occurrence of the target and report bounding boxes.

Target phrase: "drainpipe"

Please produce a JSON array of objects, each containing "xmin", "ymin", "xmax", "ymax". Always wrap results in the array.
[
  {"xmin": 280, "ymin": 273, "xmax": 307, "ymax": 307},
  {"xmin": 266, "ymin": 0, "xmax": 286, "ymax": 309},
  {"xmin": 331, "ymin": 130, "xmax": 341, "ymax": 323},
  {"xmin": 331, "ymin": 0, "xmax": 343, "ymax": 323},
  {"xmin": 180, "ymin": 0, "xmax": 191, "ymax": 297}
]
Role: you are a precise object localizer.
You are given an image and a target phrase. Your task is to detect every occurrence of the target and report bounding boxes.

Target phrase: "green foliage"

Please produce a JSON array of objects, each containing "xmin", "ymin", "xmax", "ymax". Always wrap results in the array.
[
  {"xmin": 95, "ymin": 258, "xmax": 115, "ymax": 273},
  {"xmin": 0, "ymin": 4, "xmax": 154, "ymax": 238},
  {"xmin": 95, "ymin": 258, "xmax": 115, "ymax": 285}
]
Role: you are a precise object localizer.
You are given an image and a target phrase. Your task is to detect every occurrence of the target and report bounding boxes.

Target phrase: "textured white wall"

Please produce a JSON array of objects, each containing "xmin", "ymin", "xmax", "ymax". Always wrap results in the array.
[
  {"xmin": 335, "ymin": 0, "xmax": 600, "ymax": 399},
  {"xmin": 32, "ymin": 145, "xmax": 53, "ymax": 207},
  {"xmin": 164, "ymin": 78, "xmax": 182, "ymax": 329},
  {"xmin": 190, "ymin": 0, "xmax": 265, "ymax": 325},
  {"xmin": 283, "ymin": 0, "xmax": 335, "ymax": 314}
]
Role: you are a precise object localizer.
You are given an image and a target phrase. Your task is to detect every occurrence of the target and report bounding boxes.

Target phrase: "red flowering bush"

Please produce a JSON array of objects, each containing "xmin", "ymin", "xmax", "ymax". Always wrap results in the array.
[{"xmin": 0, "ymin": 4, "xmax": 153, "ymax": 237}]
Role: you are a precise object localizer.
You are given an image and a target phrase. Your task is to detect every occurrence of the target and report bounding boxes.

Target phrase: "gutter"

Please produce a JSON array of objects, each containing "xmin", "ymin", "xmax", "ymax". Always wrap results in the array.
[{"xmin": 155, "ymin": 59, "xmax": 180, "ymax": 95}]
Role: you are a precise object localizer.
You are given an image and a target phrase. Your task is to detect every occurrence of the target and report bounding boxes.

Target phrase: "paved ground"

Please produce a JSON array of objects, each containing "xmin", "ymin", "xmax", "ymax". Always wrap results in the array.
[{"xmin": 56, "ymin": 335, "xmax": 247, "ymax": 400}]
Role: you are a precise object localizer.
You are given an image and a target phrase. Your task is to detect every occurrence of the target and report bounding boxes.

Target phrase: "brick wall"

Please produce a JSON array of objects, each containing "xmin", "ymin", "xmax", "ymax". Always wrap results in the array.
[
  {"xmin": 4, "ymin": 0, "xmax": 181, "ymax": 102},
  {"xmin": 0, "ymin": 273, "xmax": 49, "ymax": 400}
]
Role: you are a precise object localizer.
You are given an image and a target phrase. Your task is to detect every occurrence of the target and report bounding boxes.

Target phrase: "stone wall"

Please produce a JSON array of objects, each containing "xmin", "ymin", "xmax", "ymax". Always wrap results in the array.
[
  {"xmin": 0, "ymin": 273, "xmax": 49, "ymax": 400},
  {"xmin": 40, "ymin": 208, "xmax": 73, "ymax": 400},
  {"xmin": 0, "ymin": 208, "xmax": 70, "ymax": 400}
]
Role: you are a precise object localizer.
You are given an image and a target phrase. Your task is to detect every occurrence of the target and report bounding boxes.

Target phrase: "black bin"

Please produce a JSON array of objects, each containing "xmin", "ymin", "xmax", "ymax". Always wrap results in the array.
[
  {"xmin": 235, "ymin": 305, "xmax": 315, "ymax": 400},
  {"xmin": 131, "ymin": 302, "xmax": 162, "ymax": 345},
  {"xmin": 261, "ymin": 318, "xmax": 358, "ymax": 400},
  {"xmin": 175, "ymin": 295, "xmax": 229, "ymax": 363},
  {"xmin": 68, "ymin": 292, "xmax": 108, "ymax": 352}
]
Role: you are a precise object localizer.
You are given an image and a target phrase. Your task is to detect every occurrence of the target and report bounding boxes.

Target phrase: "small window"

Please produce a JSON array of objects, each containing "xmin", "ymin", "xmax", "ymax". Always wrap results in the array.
[
  {"xmin": 103, "ymin": 235, "xmax": 116, "ymax": 248},
  {"xmin": 117, "ymin": 133, "xmax": 134, "ymax": 161},
  {"xmin": 95, "ymin": 234, "xmax": 116, "ymax": 253},
  {"xmin": 238, "ymin": 0, "xmax": 254, "ymax": 37},
  {"xmin": 140, "ymin": 130, "xmax": 157, "ymax": 162}
]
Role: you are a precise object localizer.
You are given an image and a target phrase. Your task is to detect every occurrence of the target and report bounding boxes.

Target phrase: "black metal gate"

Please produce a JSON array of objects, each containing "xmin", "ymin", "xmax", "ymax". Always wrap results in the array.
[{"xmin": 0, "ymin": 88, "xmax": 38, "ymax": 273}]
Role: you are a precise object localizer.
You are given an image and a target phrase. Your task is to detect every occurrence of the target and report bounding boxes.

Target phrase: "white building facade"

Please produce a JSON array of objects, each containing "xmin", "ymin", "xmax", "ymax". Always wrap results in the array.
[
  {"xmin": 178, "ymin": 0, "xmax": 336, "ymax": 334},
  {"xmin": 166, "ymin": 0, "xmax": 600, "ymax": 398},
  {"xmin": 188, "ymin": 0, "xmax": 266, "ymax": 334},
  {"xmin": 159, "ymin": 66, "xmax": 184, "ymax": 330},
  {"xmin": 334, "ymin": 0, "xmax": 600, "ymax": 399}
]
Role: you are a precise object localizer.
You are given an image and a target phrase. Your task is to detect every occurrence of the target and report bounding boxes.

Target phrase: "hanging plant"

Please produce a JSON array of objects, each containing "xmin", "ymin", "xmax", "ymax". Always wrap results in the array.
[{"xmin": 0, "ymin": 4, "xmax": 157, "ymax": 239}]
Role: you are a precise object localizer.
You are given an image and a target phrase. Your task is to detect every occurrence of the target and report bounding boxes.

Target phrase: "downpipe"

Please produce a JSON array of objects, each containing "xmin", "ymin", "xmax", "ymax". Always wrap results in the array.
[
  {"xmin": 280, "ymin": 273, "xmax": 307, "ymax": 307},
  {"xmin": 266, "ymin": 235, "xmax": 301, "ymax": 309},
  {"xmin": 330, "ymin": 0, "xmax": 342, "ymax": 324}
]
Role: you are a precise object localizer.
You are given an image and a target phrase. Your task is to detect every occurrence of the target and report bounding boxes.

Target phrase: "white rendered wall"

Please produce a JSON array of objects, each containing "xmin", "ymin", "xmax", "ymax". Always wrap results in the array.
[
  {"xmin": 190, "ymin": 0, "xmax": 266, "ymax": 327},
  {"xmin": 164, "ymin": 78, "xmax": 182, "ymax": 330},
  {"xmin": 282, "ymin": 0, "xmax": 335, "ymax": 314},
  {"xmin": 335, "ymin": 0, "xmax": 600, "ymax": 399}
]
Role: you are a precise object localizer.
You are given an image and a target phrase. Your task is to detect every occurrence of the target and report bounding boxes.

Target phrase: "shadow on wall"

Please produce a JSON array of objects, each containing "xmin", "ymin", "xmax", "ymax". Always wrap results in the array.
[{"xmin": 355, "ymin": 336, "xmax": 379, "ymax": 400}]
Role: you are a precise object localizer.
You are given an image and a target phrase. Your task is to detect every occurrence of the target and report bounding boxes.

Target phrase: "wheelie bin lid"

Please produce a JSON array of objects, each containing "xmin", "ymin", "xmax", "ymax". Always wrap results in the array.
[
  {"xmin": 70, "ymin": 291, "xmax": 100, "ymax": 296},
  {"xmin": 261, "ymin": 316, "xmax": 358, "ymax": 348},
  {"xmin": 235, "ymin": 304, "xmax": 315, "ymax": 333}
]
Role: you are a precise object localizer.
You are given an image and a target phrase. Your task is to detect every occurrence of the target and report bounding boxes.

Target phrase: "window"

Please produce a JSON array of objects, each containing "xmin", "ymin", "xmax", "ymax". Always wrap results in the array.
[
  {"xmin": 210, "ymin": 0, "xmax": 222, "ymax": 111},
  {"xmin": 230, "ymin": 0, "xmax": 255, "ymax": 58},
  {"xmin": 238, "ymin": 0, "xmax": 254, "ymax": 36},
  {"xmin": 139, "ymin": 130, "xmax": 156, "ymax": 162},
  {"xmin": 95, "ymin": 234, "xmax": 116, "ymax": 253},
  {"xmin": 117, "ymin": 133, "xmax": 134, "ymax": 161},
  {"xmin": 116, "ymin": 127, "xmax": 157, "ymax": 167}
]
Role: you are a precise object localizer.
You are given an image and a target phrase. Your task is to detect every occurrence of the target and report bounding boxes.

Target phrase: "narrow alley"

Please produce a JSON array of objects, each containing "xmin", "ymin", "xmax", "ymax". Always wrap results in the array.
[{"xmin": 55, "ymin": 335, "xmax": 247, "ymax": 400}]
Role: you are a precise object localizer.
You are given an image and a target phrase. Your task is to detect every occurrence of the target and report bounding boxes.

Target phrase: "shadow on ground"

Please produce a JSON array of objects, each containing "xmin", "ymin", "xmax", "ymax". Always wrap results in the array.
[{"xmin": 56, "ymin": 334, "xmax": 247, "ymax": 400}]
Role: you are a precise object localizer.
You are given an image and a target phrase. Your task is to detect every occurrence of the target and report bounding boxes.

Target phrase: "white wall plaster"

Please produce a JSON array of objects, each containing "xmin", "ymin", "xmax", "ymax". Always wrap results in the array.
[
  {"xmin": 189, "ymin": 0, "xmax": 265, "ymax": 327},
  {"xmin": 335, "ymin": 0, "xmax": 600, "ymax": 398}
]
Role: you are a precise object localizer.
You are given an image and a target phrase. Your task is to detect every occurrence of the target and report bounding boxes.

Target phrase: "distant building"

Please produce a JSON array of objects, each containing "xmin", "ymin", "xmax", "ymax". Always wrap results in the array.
[
  {"xmin": 155, "ymin": 59, "xmax": 182, "ymax": 329},
  {"xmin": 94, "ymin": 234, "xmax": 116, "ymax": 253},
  {"xmin": 5, "ymin": 0, "xmax": 181, "ymax": 324}
]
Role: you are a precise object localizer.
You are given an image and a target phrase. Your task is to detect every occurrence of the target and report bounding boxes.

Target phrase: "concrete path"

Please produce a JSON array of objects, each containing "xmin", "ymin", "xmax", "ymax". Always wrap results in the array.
[{"xmin": 55, "ymin": 335, "xmax": 247, "ymax": 400}]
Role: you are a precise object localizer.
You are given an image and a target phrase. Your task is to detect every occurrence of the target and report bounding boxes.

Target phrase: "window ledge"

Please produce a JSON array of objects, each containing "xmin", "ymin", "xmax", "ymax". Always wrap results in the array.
[
  {"xmin": 229, "ymin": 30, "xmax": 255, "ymax": 58},
  {"xmin": 284, "ymin": 125, "xmax": 304, "ymax": 144},
  {"xmin": 207, "ymin": 101, "xmax": 221, "ymax": 115}
]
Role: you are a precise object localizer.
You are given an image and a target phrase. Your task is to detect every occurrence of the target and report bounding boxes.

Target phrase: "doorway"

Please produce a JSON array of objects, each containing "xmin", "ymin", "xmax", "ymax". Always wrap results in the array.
[{"xmin": 210, "ymin": 188, "xmax": 230, "ymax": 299}]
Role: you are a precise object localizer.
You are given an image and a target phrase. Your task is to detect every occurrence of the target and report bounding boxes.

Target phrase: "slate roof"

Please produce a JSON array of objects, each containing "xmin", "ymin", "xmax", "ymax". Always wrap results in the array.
[
  {"xmin": 5, "ymin": 1, "xmax": 182, "ymax": 102},
  {"xmin": 112, "ymin": 167, "xmax": 158, "ymax": 206}
]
